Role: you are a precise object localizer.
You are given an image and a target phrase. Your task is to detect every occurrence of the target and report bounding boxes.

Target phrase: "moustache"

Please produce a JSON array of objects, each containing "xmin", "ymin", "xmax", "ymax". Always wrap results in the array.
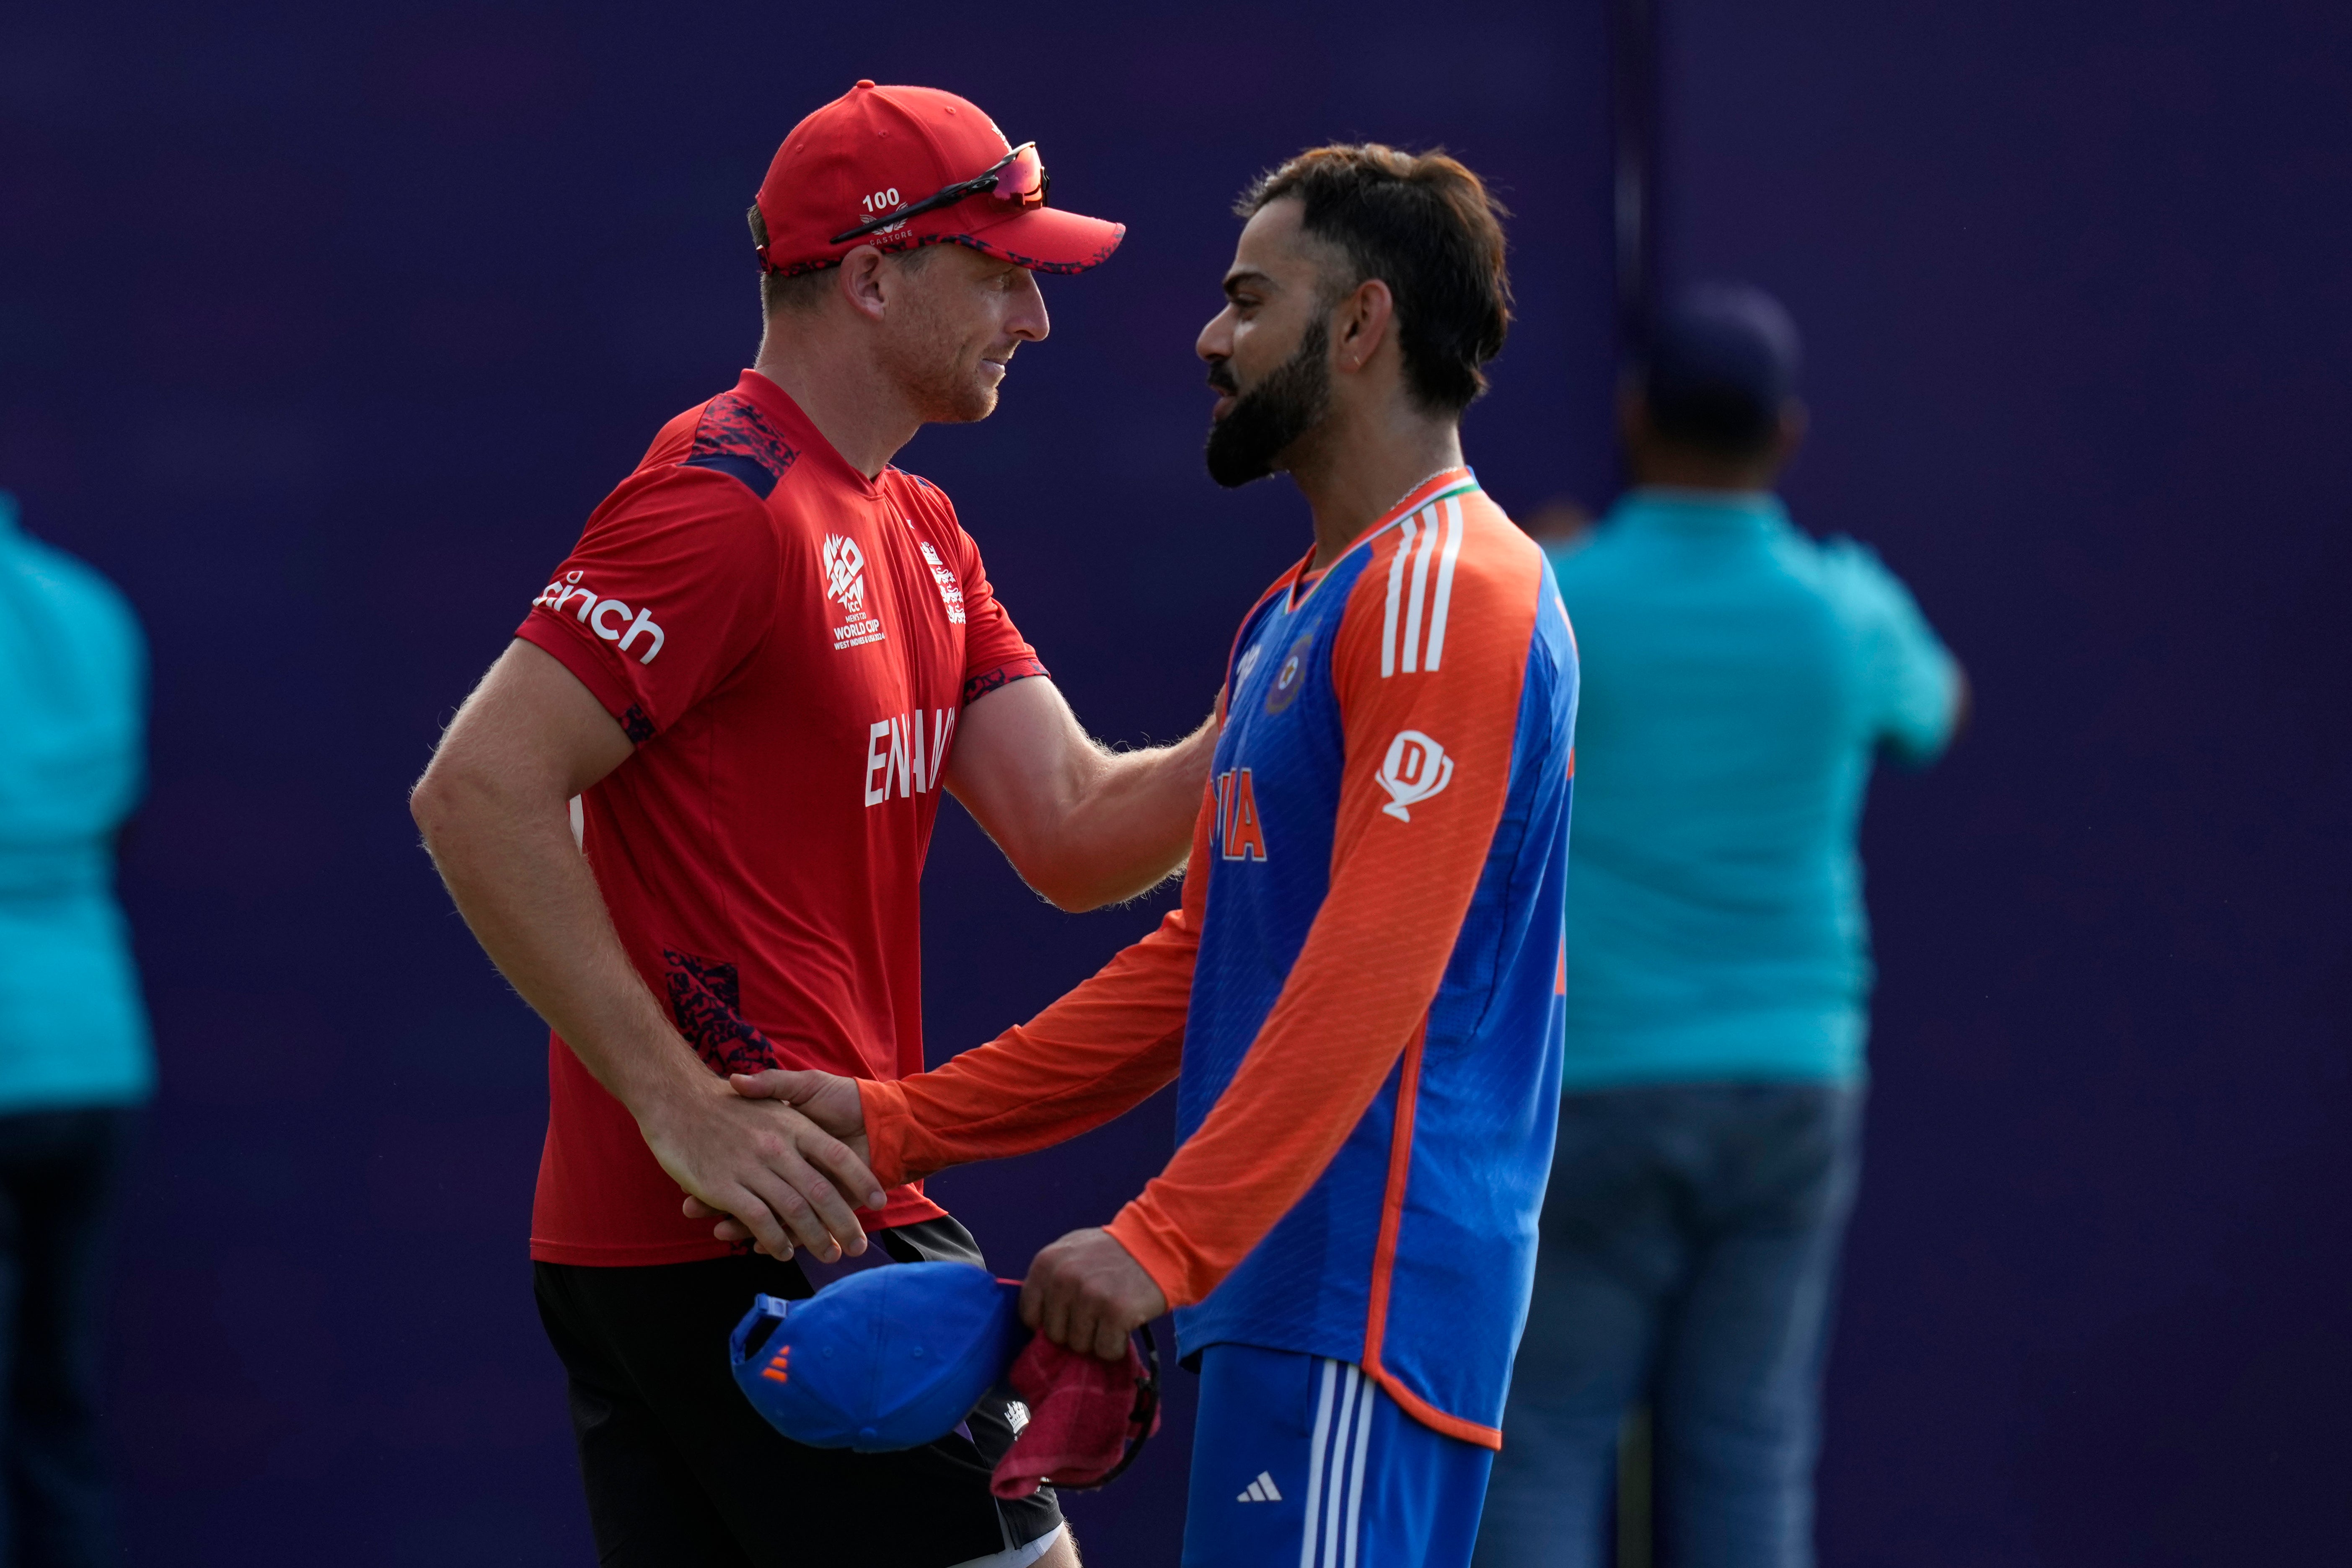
[{"xmin": 1206, "ymin": 365, "xmax": 1239, "ymax": 396}]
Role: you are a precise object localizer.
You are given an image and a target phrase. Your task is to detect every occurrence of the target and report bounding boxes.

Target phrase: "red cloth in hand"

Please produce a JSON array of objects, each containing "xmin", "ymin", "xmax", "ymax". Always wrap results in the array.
[{"xmin": 990, "ymin": 1333, "xmax": 1160, "ymax": 1498}]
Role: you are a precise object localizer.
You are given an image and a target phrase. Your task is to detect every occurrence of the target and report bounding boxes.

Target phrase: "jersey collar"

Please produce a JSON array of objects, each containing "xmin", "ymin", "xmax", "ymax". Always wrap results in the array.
[
  {"xmin": 1612, "ymin": 486, "xmax": 1786, "ymax": 533},
  {"xmin": 732, "ymin": 370, "xmax": 885, "ymax": 499},
  {"xmin": 1280, "ymin": 466, "xmax": 1480, "ymax": 612}
]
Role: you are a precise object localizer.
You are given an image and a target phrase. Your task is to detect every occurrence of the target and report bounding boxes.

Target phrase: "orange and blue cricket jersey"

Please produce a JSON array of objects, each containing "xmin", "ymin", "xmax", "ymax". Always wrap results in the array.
[{"xmin": 860, "ymin": 469, "xmax": 1579, "ymax": 1451}]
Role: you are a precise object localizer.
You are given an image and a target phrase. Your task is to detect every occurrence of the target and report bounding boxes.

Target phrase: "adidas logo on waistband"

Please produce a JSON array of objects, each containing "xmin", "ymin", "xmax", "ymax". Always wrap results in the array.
[{"xmin": 1237, "ymin": 1471, "xmax": 1282, "ymax": 1503}]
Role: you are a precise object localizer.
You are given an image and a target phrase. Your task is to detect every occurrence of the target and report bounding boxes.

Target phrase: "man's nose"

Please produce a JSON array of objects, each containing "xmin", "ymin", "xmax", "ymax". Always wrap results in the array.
[
  {"xmin": 1010, "ymin": 270, "xmax": 1050, "ymax": 342},
  {"xmin": 1197, "ymin": 306, "xmax": 1236, "ymax": 362}
]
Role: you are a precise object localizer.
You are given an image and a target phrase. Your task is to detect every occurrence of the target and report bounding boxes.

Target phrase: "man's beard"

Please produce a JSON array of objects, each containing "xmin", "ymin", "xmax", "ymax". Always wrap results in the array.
[
  {"xmin": 880, "ymin": 291, "xmax": 1000, "ymax": 424},
  {"xmin": 885, "ymin": 339, "xmax": 998, "ymax": 424},
  {"xmin": 1204, "ymin": 319, "xmax": 1330, "ymax": 489}
]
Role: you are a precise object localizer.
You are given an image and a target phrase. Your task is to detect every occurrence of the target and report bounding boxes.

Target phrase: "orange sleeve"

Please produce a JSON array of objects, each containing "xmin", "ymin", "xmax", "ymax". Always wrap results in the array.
[
  {"xmin": 1105, "ymin": 497, "xmax": 1543, "ymax": 1309},
  {"xmin": 857, "ymin": 756, "xmax": 1217, "ymax": 1186}
]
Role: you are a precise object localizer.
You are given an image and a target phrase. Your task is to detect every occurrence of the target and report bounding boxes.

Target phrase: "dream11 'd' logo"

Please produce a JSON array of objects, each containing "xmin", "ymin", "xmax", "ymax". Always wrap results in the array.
[{"xmin": 1376, "ymin": 730, "xmax": 1454, "ymax": 821}]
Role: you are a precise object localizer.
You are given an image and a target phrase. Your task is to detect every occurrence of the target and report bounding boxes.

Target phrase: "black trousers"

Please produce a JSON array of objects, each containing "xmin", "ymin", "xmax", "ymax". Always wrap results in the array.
[
  {"xmin": 535, "ymin": 1219, "xmax": 1062, "ymax": 1567},
  {"xmin": 0, "ymin": 1106, "xmax": 136, "ymax": 1568}
]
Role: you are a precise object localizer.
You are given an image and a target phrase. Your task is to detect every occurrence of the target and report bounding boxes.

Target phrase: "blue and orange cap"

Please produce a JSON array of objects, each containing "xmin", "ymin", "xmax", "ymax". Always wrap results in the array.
[{"xmin": 729, "ymin": 1261, "xmax": 1026, "ymax": 1453}]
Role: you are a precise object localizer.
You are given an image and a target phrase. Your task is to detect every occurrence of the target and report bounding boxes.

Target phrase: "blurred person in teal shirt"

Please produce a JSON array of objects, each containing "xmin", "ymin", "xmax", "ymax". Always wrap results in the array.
[
  {"xmin": 0, "ymin": 490, "xmax": 150, "ymax": 1566},
  {"xmin": 1475, "ymin": 290, "xmax": 1965, "ymax": 1568}
]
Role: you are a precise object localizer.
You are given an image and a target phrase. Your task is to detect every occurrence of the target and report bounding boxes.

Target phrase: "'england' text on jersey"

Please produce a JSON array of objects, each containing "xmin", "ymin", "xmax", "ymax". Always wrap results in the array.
[{"xmin": 864, "ymin": 709, "xmax": 955, "ymax": 806}]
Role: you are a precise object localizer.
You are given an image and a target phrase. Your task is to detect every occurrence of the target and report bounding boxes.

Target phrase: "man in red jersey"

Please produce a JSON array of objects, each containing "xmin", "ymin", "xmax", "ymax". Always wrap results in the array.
[{"xmin": 409, "ymin": 82, "xmax": 1209, "ymax": 1568}]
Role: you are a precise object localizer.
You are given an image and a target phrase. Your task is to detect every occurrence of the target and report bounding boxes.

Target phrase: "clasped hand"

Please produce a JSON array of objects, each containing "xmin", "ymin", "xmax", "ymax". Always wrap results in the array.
[
  {"xmin": 683, "ymin": 1069, "xmax": 1168, "ymax": 1359},
  {"xmin": 642, "ymin": 1072, "xmax": 885, "ymax": 1265}
]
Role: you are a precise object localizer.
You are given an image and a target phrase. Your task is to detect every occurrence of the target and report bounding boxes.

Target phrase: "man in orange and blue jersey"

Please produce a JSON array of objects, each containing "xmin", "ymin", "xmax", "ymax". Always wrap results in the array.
[{"xmin": 702, "ymin": 145, "xmax": 1580, "ymax": 1568}]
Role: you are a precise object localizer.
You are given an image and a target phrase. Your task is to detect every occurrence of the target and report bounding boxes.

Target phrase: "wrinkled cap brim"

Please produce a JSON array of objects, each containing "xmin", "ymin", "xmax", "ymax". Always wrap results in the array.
[{"xmin": 933, "ymin": 203, "xmax": 1126, "ymax": 274}]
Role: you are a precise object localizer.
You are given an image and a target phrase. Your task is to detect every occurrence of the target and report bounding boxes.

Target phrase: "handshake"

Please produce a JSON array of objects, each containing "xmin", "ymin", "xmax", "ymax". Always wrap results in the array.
[
  {"xmin": 673, "ymin": 1068, "xmax": 874, "ymax": 1256},
  {"xmin": 657, "ymin": 1066, "xmax": 1163, "ymax": 1361}
]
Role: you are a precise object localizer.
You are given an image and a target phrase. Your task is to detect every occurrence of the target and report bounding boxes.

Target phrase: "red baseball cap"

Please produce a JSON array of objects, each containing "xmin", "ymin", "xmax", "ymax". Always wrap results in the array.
[{"xmin": 755, "ymin": 81, "xmax": 1125, "ymax": 278}]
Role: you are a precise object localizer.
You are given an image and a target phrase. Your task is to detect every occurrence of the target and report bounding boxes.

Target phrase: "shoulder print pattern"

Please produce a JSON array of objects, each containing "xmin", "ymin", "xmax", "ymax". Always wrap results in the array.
[{"xmin": 683, "ymin": 392, "xmax": 800, "ymax": 500}]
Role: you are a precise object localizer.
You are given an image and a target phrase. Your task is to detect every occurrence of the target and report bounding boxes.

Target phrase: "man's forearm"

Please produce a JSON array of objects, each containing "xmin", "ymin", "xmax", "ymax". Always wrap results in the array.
[
  {"xmin": 414, "ymin": 640, "xmax": 884, "ymax": 1262},
  {"xmin": 1051, "ymin": 716, "xmax": 1219, "ymax": 905},
  {"xmin": 412, "ymin": 768, "xmax": 696, "ymax": 1115},
  {"xmin": 861, "ymin": 900, "xmax": 1199, "ymax": 1183},
  {"xmin": 947, "ymin": 678, "xmax": 1218, "ymax": 912}
]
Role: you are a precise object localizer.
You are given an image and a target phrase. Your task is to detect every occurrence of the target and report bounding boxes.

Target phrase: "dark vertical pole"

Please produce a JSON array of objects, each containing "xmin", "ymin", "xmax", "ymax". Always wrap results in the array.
[
  {"xmin": 1610, "ymin": 0, "xmax": 1662, "ymax": 376},
  {"xmin": 1605, "ymin": 14, "xmax": 1664, "ymax": 1549},
  {"xmin": 1617, "ymin": 1405, "xmax": 1655, "ymax": 1568}
]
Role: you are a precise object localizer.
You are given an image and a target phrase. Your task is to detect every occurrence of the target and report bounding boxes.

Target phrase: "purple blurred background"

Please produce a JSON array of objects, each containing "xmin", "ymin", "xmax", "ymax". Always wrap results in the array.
[{"xmin": 1, "ymin": 1, "xmax": 2344, "ymax": 1561}]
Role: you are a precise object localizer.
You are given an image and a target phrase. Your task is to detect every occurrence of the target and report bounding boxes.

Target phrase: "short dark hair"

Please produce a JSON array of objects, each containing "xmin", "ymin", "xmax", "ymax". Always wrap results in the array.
[
  {"xmin": 746, "ymin": 203, "xmax": 938, "ymax": 318},
  {"xmin": 1640, "ymin": 285, "xmax": 1801, "ymax": 459},
  {"xmin": 1237, "ymin": 145, "xmax": 1512, "ymax": 415}
]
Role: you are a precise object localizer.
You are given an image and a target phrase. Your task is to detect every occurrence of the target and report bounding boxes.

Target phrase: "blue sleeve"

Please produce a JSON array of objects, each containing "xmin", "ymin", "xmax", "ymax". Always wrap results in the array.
[{"xmin": 1826, "ymin": 539, "xmax": 1959, "ymax": 763}]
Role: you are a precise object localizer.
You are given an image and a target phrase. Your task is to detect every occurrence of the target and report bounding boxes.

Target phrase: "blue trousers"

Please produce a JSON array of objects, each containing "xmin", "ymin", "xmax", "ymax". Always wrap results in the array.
[
  {"xmin": 1182, "ymin": 1345, "xmax": 1495, "ymax": 1568},
  {"xmin": 0, "ymin": 1107, "xmax": 135, "ymax": 1568},
  {"xmin": 1474, "ymin": 1083, "xmax": 1862, "ymax": 1568}
]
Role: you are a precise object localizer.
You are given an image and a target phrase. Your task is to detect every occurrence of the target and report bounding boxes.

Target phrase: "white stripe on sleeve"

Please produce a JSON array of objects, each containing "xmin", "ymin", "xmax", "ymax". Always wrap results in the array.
[
  {"xmin": 1382, "ymin": 517, "xmax": 1418, "ymax": 678},
  {"xmin": 1400, "ymin": 506, "xmax": 1440, "ymax": 673},
  {"xmin": 1423, "ymin": 497, "xmax": 1466, "ymax": 671}
]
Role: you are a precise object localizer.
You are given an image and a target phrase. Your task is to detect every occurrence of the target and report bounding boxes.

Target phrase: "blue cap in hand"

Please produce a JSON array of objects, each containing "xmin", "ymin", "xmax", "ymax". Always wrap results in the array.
[{"xmin": 730, "ymin": 1261, "xmax": 1026, "ymax": 1453}]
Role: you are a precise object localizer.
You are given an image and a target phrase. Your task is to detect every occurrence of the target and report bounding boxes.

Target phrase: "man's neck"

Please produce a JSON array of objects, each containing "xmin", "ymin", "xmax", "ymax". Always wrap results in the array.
[
  {"xmin": 751, "ymin": 325, "xmax": 920, "ymax": 481},
  {"xmin": 1635, "ymin": 483, "xmax": 1775, "ymax": 503},
  {"xmin": 1628, "ymin": 451, "xmax": 1780, "ymax": 494},
  {"xmin": 1286, "ymin": 401, "xmax": 1465, "ymax": 572}
]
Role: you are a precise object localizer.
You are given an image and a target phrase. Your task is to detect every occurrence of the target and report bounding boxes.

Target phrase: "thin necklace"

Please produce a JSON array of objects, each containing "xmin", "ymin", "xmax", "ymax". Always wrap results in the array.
[
  {"xmin": 1385, "ymin": 463, "xmax": 1466, "ymax": 520},
  {"xmin": 1294, "ymin": 463, "xmax": 1468, "ymax": 609}
]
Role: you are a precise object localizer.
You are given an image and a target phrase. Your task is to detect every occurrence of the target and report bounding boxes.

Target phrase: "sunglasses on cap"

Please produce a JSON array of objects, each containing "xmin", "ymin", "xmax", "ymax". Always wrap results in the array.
[{"xmin": 830, "ymin": 142, "xmax": 1050, "ymax": 246}]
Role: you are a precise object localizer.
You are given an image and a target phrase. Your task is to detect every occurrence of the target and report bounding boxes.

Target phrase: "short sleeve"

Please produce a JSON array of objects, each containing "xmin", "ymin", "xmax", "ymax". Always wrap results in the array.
[
  {"xmin": 1827, "ymin": 539, "xmax": 1959, "ymax": 763},
  {"xmin": 942, "ymin": 521, "xmax": 1047, "ymax": 707},
  {"xmin": 515, "ymin": 469, "xmax": 780, "ymax": 743}
]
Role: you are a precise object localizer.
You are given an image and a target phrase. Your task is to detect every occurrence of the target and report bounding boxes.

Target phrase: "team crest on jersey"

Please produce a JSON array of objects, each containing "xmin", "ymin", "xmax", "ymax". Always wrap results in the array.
[
  {"xmin": 822, "ymin": 533, "xmax": 885, "ymax": 650},
  {"xmin": 915, "ymin": 536, "xmax": 967, "ymax": 625},
  {"xmin": 1263, "ymin": 632, "xmax": 1314, "ymax": 714}
]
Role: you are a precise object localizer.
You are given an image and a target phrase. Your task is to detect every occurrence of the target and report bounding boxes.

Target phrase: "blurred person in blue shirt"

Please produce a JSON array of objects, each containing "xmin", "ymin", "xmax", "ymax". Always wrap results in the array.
[
  {"xmin": 1474, "ymin": 289, "xmax": 1965, "ymax": 1568},
  {"xmin": 0, "ymin": 491, "xmax": 151, "ymax": 1566}
]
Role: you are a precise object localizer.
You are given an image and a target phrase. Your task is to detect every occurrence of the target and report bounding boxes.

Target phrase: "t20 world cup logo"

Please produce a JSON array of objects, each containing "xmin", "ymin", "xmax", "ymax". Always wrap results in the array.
[{"xmin": 822, "ymin": 534, "xmax": 867, "ymax": 616}]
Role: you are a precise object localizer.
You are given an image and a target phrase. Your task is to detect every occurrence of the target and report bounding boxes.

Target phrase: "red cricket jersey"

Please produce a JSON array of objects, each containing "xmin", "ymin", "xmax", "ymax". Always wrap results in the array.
[{"xmin": 514, "ymin": 370, "xmax": 1045, "ymax": 1265}]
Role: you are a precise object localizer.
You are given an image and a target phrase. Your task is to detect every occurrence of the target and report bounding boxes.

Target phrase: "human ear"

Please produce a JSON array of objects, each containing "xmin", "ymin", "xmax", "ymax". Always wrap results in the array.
[
  {"xmin": 1774, "ymin": 399, "xmax": 1809, "ymax": 463},
  {"xmin": 1618, "ymin": 384, "xmax": 1650, "ymax": 446},
  {"xmin": 839, "ymin": 246, "xmax": 890, "ymax": 323},
  {"xmin": 1618, "ymin": 386, "xmax": 1659, "ymax": 479},
  {"xmin": 1336, "ymin": 278, "xmax": 1395, "ymax": 373}
]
